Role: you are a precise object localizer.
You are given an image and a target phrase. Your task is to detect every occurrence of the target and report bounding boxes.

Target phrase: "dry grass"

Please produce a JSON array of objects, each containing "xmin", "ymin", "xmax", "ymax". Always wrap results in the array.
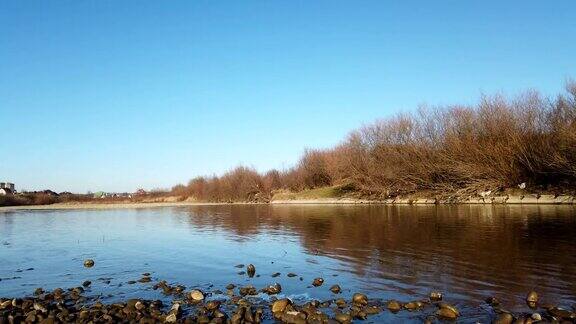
[{"xmin": 272, "ymin": 185, "xmax": 355, "ymax": 201}]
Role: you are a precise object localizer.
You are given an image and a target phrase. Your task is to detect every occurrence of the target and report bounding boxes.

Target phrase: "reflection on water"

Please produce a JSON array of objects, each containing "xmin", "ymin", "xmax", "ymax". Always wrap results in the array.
[{"xmin": 1, "ymin": 204, "xmax": 575, "ymax": 322}]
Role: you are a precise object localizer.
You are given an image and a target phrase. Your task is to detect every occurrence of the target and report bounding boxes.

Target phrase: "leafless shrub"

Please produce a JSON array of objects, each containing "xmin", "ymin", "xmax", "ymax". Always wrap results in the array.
[{"xmin": 171, "ymin": 82, "xmax": 576, "ymax": 201}]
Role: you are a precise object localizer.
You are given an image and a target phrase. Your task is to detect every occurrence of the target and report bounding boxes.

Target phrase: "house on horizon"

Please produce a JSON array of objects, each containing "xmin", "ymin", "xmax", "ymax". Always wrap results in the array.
[{"xmin": 0, "ymin": 182, "xmax": 15, "ymax": 196}]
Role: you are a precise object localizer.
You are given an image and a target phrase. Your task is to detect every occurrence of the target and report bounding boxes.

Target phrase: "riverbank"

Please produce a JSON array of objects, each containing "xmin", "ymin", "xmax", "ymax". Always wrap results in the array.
[
  {"xmin": 271, "ymin": 195, "xmax": 576, "ymax": 205},
  {"xmin": 1, "ymin": 194, "xmax": 575, "ymax": 212},
  {"xmin": 0, "ymin": 201, "xmax": 267, "ymax": 212},
  {"xmin": 271, "ymin": 185, "xmax": 576, "ymax": 205}
]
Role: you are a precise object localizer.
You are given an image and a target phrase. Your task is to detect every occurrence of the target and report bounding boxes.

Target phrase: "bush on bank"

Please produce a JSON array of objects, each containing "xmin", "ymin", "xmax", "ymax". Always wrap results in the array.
[{"xmin": 172, "ymin": 82, "xmax": 576, "ymax": 202}]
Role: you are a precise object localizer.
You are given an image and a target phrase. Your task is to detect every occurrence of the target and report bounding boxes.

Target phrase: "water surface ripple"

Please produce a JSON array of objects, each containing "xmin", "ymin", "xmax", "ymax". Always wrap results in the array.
[{"xmin": 1, "ymin": 204, "xmax": 575, "ymax": 322}]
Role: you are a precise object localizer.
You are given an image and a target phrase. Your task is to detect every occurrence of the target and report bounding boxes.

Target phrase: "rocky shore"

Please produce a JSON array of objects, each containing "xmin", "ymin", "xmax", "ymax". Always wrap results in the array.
[
  {"xmin": 272, "ymin": 194, "xmax": 576, "ymax": 205},
  {"xmin": 1, "ymin": 193, "xmax": 575, "ymax": 212},
  {"xmin": 1, "ymin": 262, "xmax": 575, "ymax": 323}
]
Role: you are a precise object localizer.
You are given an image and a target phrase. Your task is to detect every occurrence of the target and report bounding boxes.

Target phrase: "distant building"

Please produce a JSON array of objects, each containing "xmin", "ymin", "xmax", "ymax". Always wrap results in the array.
[
  {"xmin": 0, "ymin": 188, "xmax": 13, "ymax": 196},
  {"xmin": 0, "ymin": 182, "xmax": 15, "ymax": 195}
]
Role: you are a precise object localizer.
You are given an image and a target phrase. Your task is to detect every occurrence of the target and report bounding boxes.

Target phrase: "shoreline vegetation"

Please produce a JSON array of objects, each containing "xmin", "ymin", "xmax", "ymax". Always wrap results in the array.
[
  {"xmin": 3, "ymin": 82, "xmax": 576, "ymax": 208},
  {"xmin": 168, "ymin": 82, "xmax": 576, "ymax": 204}
]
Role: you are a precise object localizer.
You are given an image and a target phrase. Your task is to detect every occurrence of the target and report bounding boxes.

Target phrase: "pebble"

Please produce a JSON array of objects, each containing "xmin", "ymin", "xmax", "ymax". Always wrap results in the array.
[
  {"xmin": 330, "ymin": 284, "xmax": 342, "ymax": 294},
  {"xmin": 262, "ymin": 283, "xmax": 282, "ymax": 295},
  {"xmin": 334, "ymin": 313, "xmax": 352, "ymax": 323},
  {"xmin": 0, "ymin": 266, "xmax": 562, "ymax": 324},
  {"xmin": 83, "ymin": 259, "xmax": 95, "ymax": 268},
  {"xmin": 335, "ymin": 298, "xmax": 347, "ymax": 309},
  {"xmin": 135, "ymin": 301, "xmax": 145, "ymax": 311},
  {"xmin": 486, "ymin": 296, "xmax": 500, "ymax": 306},
  {"xmin": 387, "ymin": 300, "xmax": 402, "ymax": 312},
  {"xmin": 239, "ymin": 285, "xmax": 258, "ymax": 296},
  {"xmin": 404, "ymin": 301, "xmax": 423, "ymax": 311},
  {"xmin": 352, "ymin": 293, "xmax": 368, "ymax": 306},
  {"xmin": 138, "ymin": 276, "xmax": 151, "ymax": 283},
  {"xmin": 272, "ymin": 298, "xmax": 291, "ymax": 313},
  {"xmin": 206, "ymin": 300, "xmax": 221, "ymax": 311},
  {"xmin": 312, "ymin": 278, "xmax": 324, "ymax": 287},
  {"xmin": 165, "ymin": 313, "xmax": 177, "ymax": 323},
  {"xmin": 436, "ymin": 303, "xmax": 460, "ymax": 320},
  {"xmin": 526, "ymin": 291, "xmax": 538, "ymax": 308},
  {"xmin": 247, "ymin": 264, "xmax": 256, "ymax": 278},
  {"xmin": 188, "ymin": 289, "xmax": 204, "ymax": 301},
  {"xmin": 429, "ymin": 291, "xmax": 442, "ymax": 301}
]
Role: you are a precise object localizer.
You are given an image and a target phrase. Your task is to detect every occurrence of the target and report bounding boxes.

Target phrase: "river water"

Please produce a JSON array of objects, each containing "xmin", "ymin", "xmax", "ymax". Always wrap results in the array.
[{"xmin": 1, "ymin": 204, "xmax": 575, "ymax": 322}]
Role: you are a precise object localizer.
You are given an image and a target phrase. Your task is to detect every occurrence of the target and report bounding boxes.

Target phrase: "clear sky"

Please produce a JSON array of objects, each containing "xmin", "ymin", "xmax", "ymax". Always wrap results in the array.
[{"xmin": 1, "ymin": 1, "xmax": 574, "ymax": 193}]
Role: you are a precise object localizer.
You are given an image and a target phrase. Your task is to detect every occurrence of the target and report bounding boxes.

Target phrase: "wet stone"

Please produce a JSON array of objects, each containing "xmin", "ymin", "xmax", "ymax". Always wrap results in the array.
[
  {"xmin": 262, "ymin": 283, "xmax": 282, "ymax": 295},
  {"xmin": 330, "ymin": 285, "xmax": 341, "ymax": 294},
  {"xmin": 188, "ymin": 289, "xmax": 205, "ymax": 301},
  {"xmin": 83, "ymin": 259, "xmax": 95, "ymax": 268},
  {"xmin": 436, "ymin": 303, "xmax": 459, "ymax": 320},
  {"xmin": 547, "ymin": 307, "xmax": 576, "ymax": 320},
  {"xmin": 364, "ymin": 305, "xmax": 381, "ymax": 315},
  {"xmin": 334, "ymin": 312, "xmax": 352, "ymax": 323},
  {"xmin": 387, "ymin": 300, "xmax": 402, "ymax": 313},
  {"xmin": 404, "ymin": 301, "xmax": 423, "ymax": 311},
  {"xmin": 312, "ymin": 278, "xmax": 324, "ymax": 287},
  {"xmin": 272, "ymin": 298, "xmax": 291, "ymax": 313},
  {"xmin": 138, "ymin": 276, "xmax": 151, "ymax": 283},
  {"xmin": 526, "ymin": 291, "xmax": 538, "ymax": 309},
  {"xmin": 165, "ymin": 312, "xmax": 177, "ymax": 323},
  {"xmin": 335, "ymin": 298, "xmax": 347, "ymax": 309},
  {"xmin": 247, "ymin": 264, "xmax": 256, "ymax": 278},
  {"xmin": 429, "ymin": 291, "xmax": 443, "ymax": 302},
  {"xmin": 352, "ymin": 293, "xmax": 368, "ymax": 306},
  {"xmin": 485, "ymin": 296, "xmax": 500, "ymax": 306},
  {"xmin": 206, "ymin": 300, "xmax": 221, "ymax": 311},
  {"xmin": 82, "ymin": 280, "xmax": 91, "ymax": 287},
  {"xmin": 239, "ymin": 285, "xmax": 257, "ymax": 296},
  {"xmin": 135, "ymin": 301, "xmax": 146, "ymax": 311}
]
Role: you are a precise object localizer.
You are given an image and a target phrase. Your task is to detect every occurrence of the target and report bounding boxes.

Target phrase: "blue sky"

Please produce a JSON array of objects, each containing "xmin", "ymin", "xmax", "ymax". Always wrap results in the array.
[{"xmin": 1, "ymin": 1, "xmax": 574, "ymax": 193}]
